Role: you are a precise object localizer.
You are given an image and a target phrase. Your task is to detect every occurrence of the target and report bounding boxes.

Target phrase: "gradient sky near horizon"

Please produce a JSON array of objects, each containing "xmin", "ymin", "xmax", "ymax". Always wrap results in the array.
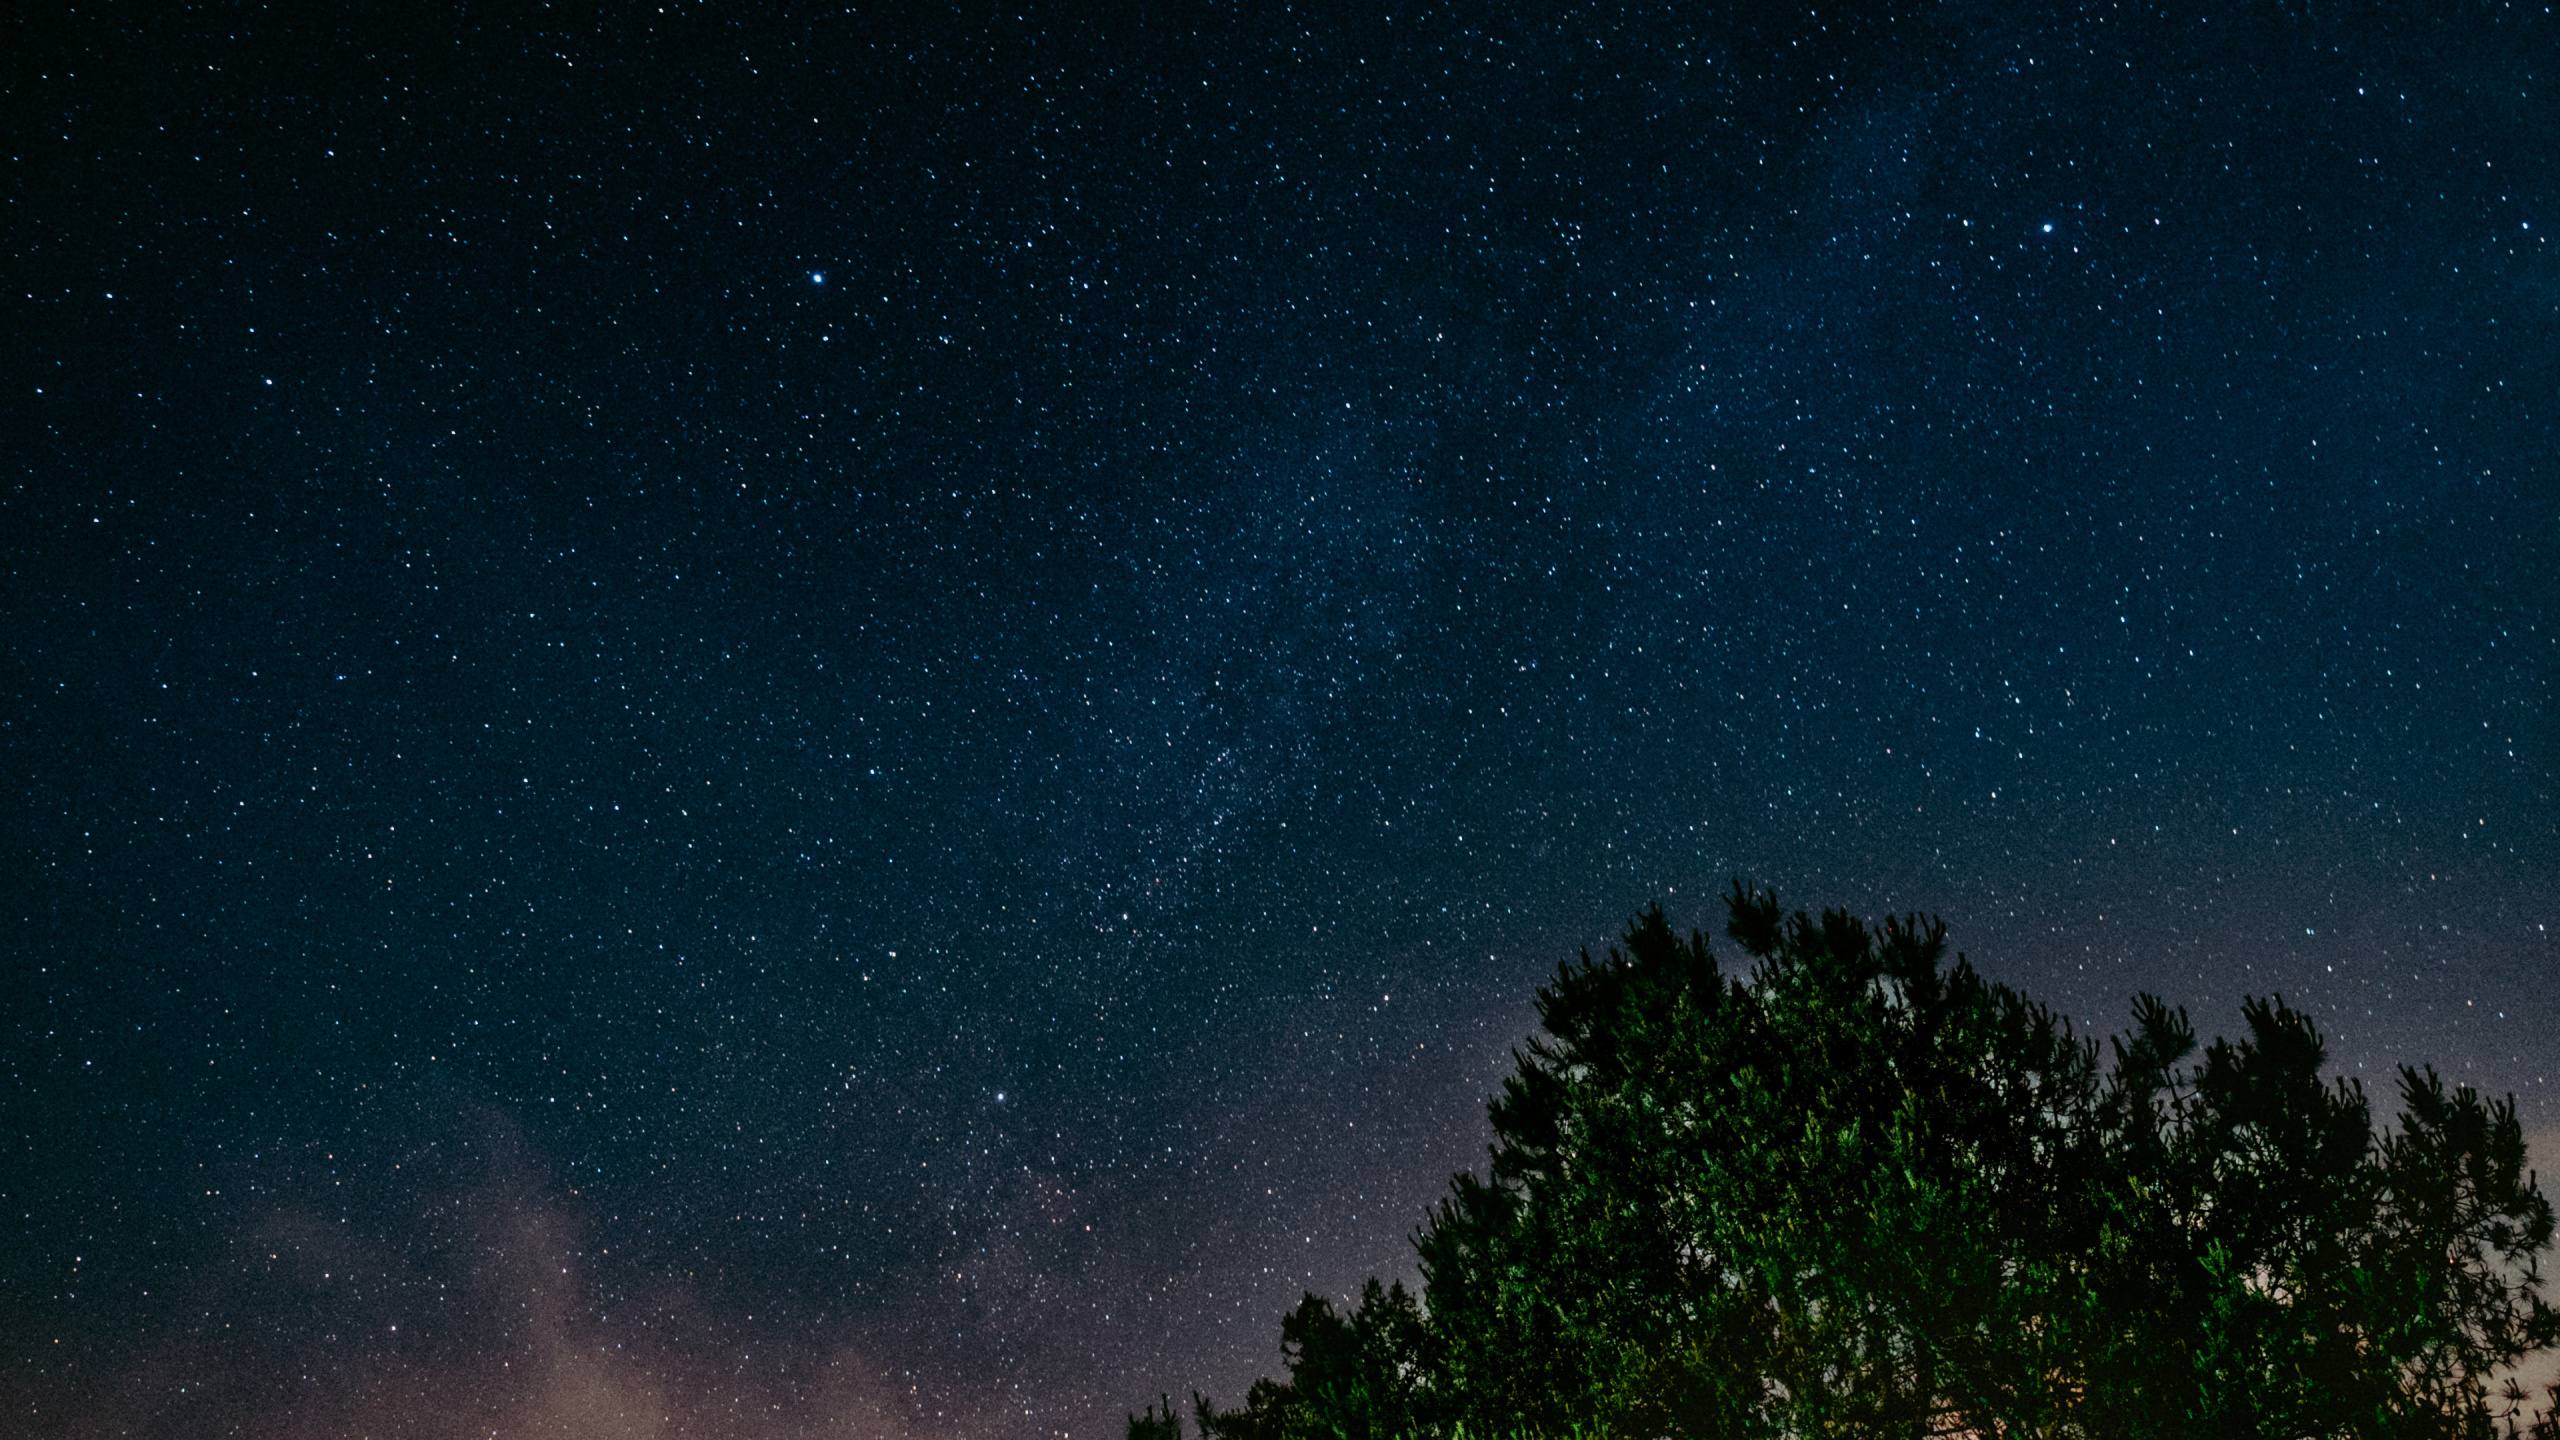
[{"xmin": 5, "ymin": 2, "xmax": 2555, "ymax": 1436}]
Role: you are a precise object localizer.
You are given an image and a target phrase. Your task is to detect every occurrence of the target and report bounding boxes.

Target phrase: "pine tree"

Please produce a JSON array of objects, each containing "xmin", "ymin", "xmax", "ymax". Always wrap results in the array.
[{"xmin": 1148, "ymin": 885, "xmax": 2560, "ymax": 1439}]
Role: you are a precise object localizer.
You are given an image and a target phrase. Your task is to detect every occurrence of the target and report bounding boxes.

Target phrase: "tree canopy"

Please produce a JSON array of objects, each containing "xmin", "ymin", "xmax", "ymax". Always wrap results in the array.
[{"xmin": 1138, "ymin": 884, "xmax": 2559, "ymax": 1439}]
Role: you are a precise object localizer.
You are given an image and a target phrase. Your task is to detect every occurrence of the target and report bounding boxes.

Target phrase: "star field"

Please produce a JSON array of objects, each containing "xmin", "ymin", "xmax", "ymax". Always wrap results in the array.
[{"xmin": 4, "ymin": 3, "xmax": 2555, "ymax": 1436}]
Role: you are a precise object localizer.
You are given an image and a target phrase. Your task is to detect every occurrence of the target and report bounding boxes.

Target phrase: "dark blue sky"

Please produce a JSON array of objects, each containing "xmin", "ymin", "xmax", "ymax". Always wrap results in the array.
[{"xmin": 6, "ymin": 3, "xmax": 2554, "ymax": 1436}]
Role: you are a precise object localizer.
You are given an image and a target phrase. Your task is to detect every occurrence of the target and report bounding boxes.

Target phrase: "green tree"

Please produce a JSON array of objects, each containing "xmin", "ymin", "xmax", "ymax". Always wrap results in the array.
[
  {"xmin": 1130, "ymin": 1395, "xmax": 1184, "ymax": 1440},
  {"xmin": 1145, "ymin": 886, "xmax": 2559, "ymax": 1438},
  {"xmin": 2082, "ymin": 995, "xmax": 2560, "ymax": 1436},
  {"xmin": 1187, "ymin": 1281, "xmax": 1433, "ymax": 1440}
]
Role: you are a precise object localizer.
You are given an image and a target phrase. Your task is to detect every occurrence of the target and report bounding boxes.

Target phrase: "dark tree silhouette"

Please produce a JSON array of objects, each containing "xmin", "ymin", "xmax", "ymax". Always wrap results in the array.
[
  {"xmin": 1129, "ymin": 1396, "xmax": 1183, "ymax": 1440},
  {"xmin": 1139, "ymin": 885, "xmax": 2559, "ymax": 1438}
]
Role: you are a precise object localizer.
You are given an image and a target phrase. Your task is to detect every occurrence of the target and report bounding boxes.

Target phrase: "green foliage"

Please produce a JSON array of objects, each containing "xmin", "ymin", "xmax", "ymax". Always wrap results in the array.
[
  {"xmin": 1131, "ymin": 1396, "xmax": 1184, "ymax": 1440},
  {"xmin": 1138, "ymin": 885, "xmax": 2560, "ymax": 1439},
  {"xmin": 1188, "ymin": 1281, "xmax": 1432, "ymax": 1440}
]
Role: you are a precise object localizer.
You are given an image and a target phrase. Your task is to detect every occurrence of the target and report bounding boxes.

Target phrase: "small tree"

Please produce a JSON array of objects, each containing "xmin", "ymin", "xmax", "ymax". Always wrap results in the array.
[{"xmin": 1129, "ymin": 1396, "xmax": 1183, "ymax": 1440}]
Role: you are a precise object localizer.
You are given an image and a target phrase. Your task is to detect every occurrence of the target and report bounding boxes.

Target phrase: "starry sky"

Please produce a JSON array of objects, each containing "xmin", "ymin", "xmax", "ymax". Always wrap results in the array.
[{"xmin": 4, "ymin": 2, "xmax": 2555, "ymax": 1436}]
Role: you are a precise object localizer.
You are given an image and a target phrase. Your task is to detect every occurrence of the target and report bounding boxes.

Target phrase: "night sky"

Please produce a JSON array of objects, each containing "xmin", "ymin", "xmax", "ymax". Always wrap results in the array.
[{"xmin": 5, "ymin": 3, "xmax": 2556, "ymax": 1436}]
